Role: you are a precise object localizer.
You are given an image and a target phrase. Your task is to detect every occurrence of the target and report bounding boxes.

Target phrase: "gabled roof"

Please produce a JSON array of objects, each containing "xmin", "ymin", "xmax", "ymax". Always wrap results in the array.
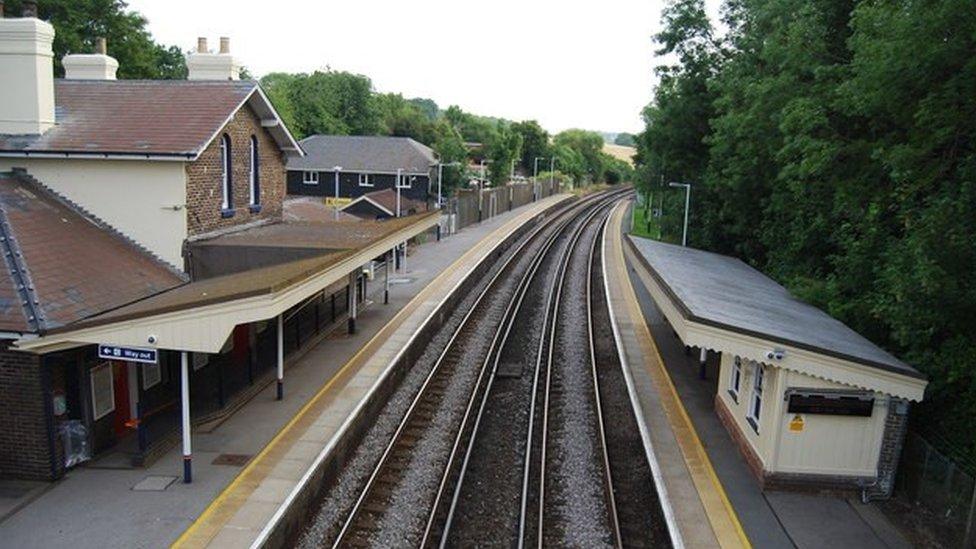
[
  {"xmin": 287, "ymin": 135, "xmax": 436, "ymax": 174},
  {"xmin": 627, "ymin": 235, "xmax": 923, "ymax": 380},
  {"xmin": 0, "ymin": 80, "xmax": 303, "ymax": 160},
  {"xmin": 0, "ymin": 171, "xmax": 186, "ymax": 334},
  {"xmin": 341, "ymin": 188, "xmax": 426, "ymax": 219}
]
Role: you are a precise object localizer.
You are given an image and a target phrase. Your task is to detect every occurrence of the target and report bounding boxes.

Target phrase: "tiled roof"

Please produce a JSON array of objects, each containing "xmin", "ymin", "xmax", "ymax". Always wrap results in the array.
[
  {"xmin": 287, "ymin": 135, "xmax": 436, "ymax": 174},
  {"xmin": 0, "ymin": 80, "xmax": 301, "ymax": 159},
  {"xmin": 0, "ymin": 171, "xmax": 185, "ymax": 333},
  {"xmin": 342, "ymin": 188, "xmax": 426, "ymax": 218}
]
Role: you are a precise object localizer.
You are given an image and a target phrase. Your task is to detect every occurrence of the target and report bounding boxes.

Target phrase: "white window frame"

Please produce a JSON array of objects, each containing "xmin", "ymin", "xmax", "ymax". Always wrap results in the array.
[
  {"xmin": 397, "ymin": 174, "xmax": 413, "ymax": 189},
  {"xmin": 220, "ymin": 134, "xmax": 232, "ymax": 210},
  {"xmin": 302, "ymin": 171, "xmax": 319, "ymax": 185},
  {"xmin": 249, "ymin": 135, "xmax": 259, "ymax": 206},
  {"xmin": 748, "ymin": 363, "xmax": 764, "ymax": 429},
  {"xmin": 90, "ymin": 362, "xmax": 115, "ymax": 421},
  {"xmin": 728, "ymin": 356, "xmax": 742, "ymax": 401},
  {"xmin": 142, "ymin": 362, "xmax": 162, "ymax": 390},
  {"xmin": 358, "ymin": 173, "xmax": 373, "ymax": 187}
]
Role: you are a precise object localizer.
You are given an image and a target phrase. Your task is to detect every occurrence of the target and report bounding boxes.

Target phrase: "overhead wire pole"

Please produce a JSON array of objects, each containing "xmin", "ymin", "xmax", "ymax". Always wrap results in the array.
[{"xmin": 549, "ymin": 156, "xmax": 558, "ymax": 192}]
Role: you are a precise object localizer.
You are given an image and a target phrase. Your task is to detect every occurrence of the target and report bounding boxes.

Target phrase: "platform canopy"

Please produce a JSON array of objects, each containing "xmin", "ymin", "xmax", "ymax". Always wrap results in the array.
[
  {"xmin": 15, "ymin": 212, "xmax": 438, "ymax": 355},
  {"xmin": 625, "ymin": 235, "xmax": 927, "ymax": 402}
]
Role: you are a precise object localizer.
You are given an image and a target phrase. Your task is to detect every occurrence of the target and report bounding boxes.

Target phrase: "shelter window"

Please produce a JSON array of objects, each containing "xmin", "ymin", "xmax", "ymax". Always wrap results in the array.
[
  {"xmin": 748, "ymin": 363, "xmax": 764, "ymax": 430},
  {"xmin": 728, "ymin": 356, "xmax": 742, "ymax": 401},
  {"xmin": 303, "ymin": 171, "xmax": 319, "ymax": 185},
  {"xmin": 397, "ymin": 174, "xmax": 413, "ymax": 189},
  {"xmin": 359, "ymin": 173, "xmax": 373, "ymax": 187},
  {"xmin": 220, "ymin": 134, "xmax": 233, "ymax": 210}
]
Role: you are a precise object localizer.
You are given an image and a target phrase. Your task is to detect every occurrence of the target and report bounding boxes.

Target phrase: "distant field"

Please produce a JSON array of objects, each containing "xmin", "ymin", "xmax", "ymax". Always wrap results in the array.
[{"xmin": 603, "ymin": 144, "xmax": 637, "ymax": 166}]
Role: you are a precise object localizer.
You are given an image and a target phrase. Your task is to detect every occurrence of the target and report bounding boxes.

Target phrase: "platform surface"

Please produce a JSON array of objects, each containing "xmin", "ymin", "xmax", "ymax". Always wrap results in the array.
[{"xmin": 0, "ymin": 195, "xmax": 568, "ymax": 549}]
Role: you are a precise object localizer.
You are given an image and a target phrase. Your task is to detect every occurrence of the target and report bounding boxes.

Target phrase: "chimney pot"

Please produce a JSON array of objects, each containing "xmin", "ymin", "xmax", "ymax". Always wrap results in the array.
[
  {"xmin": 197, "ymin": 37, "xmax": 207, "ymax": 53},
  {"xmin": 95, "ymin": 37, "xmax": 106, "ymax": 55},
  {"xmin": 22, "ymin": 0, "xmax": 37, "ymax": 18},
  {"xmin": 219, "ymin": 36, "xmax": 230, "ymax": 54}
]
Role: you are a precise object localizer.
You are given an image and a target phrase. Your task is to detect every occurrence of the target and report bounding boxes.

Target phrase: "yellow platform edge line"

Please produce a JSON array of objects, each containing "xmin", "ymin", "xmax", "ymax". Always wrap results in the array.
[
  {"xmin": 172, "ymin": 196, "xmax": 566, "ymax": 548},
  {"xmin": 609, "ymin": 201, "xmax": 751, "ymax": 549}
]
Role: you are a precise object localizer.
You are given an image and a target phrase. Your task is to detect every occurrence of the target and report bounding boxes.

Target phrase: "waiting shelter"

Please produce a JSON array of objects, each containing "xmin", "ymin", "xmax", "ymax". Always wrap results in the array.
[{"xmin": 625, "ymin": 235, "xmax": 927, "ymax": 498}]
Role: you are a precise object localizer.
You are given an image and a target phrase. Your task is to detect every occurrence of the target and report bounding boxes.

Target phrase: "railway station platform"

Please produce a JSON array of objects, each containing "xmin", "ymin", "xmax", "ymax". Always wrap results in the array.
[
  {"xmin": 603, "ymin": 201, "xmax": 911, "ymax": 548},
  {"xmin": 0, "ymin": 194, "xmax": 570, "ymax": 549}
]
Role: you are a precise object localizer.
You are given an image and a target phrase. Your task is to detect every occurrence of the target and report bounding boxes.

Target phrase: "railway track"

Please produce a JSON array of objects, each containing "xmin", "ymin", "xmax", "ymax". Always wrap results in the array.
[
  {"xmin": 329, "ymin": 191, "xmax": 618, "ymax": 547},
  {"xmin": 303, "ymin": 187, "xmax": 666, "ymax": 548}
]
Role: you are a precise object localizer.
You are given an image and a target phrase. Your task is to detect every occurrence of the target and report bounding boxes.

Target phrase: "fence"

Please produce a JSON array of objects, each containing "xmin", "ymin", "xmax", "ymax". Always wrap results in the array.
[
  {"xmin": 896, "ymin": 431, "xmax": 976, "ymax": 547},
  {"xmin": 444, "ymin": 179, "xmax": 562, "ymax": 234}
]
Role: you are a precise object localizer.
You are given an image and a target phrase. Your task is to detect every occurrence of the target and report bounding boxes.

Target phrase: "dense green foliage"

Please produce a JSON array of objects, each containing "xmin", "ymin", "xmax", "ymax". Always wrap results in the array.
[
  {"xmin": 614, "ymin": 132, "xmax": 637, "ymax": 146},
  {"xmin": 8, "ymin": 0, "xmax": 186, "ymax": 79},
  {"xmin": 260, "ymin": 70, "xmax": 630, "ymax": 189},
  {"xmin": 638, "ymin": 0, "xmax": 976, "ymax": 458}
]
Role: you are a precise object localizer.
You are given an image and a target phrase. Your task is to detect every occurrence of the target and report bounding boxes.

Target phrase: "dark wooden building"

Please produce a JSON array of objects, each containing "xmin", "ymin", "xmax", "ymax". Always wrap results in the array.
[{"xmin": 286, "ymin": 135, "xmax": 436, "ymax": 205}]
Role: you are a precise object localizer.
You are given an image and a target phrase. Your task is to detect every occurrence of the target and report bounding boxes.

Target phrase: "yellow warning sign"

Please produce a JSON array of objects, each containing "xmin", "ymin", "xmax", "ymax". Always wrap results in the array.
[
  {"xmin": 789, "ymin": 414, "xmax": 804, "ymax": 432},
  {"xmin": 324, "ymin": 197, "xmax": 352, "ymax": 208}
]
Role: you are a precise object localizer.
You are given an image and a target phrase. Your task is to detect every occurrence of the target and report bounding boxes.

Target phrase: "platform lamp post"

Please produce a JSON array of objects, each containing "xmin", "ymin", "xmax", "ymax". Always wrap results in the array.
[
  {"xmin": 478, "ymin": 160, "xmax": 487, "ymax": 222},
  {"xmin": 332, "ymin": 165, "xmax": 343, "ymax": 221},
  {"xmin": 669, "ymin": 181, "xmax": 691, "ymax": 247},
  {"xmin": 533, "ymin": 156, "xmax": 545, "ymax": 201},
  {"xmin": 549, "ymin": 156, "xmax": 558, "ymax": 192}
]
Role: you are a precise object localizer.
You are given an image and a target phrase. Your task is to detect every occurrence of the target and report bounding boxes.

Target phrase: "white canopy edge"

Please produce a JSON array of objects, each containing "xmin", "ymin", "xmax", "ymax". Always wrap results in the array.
[{"xmin": 623, "ymin": 242, "xmax": 926, "ymax": 402}]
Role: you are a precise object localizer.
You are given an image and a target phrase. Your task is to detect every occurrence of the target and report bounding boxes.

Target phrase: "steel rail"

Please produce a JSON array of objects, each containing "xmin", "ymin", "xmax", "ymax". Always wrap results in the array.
[
  {"xmin": 331, "ymin": 193, "xmax": 600, "ymax": 547},
  {"xmin": 587, "ymin": 213, "xmax": 624, "ymax": 548}
]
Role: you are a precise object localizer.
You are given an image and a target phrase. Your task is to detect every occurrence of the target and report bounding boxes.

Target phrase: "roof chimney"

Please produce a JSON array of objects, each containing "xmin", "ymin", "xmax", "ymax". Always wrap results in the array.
[
  {"xmin": 0, "ymin": 2, "xmax": 56, "ymax": 134},
  {"xmin": 186, "ymin": 35, "xmax": 239, "ymax": 80},
  {"xmin": 62, "ymin": 36, "xmax": 118, "ymax": 80}
]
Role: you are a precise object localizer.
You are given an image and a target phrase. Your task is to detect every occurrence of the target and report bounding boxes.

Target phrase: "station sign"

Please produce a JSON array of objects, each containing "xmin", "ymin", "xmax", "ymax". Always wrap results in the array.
[{"xmin": 98, "ymin": 344, "xmax": 158, "ymax": 364}]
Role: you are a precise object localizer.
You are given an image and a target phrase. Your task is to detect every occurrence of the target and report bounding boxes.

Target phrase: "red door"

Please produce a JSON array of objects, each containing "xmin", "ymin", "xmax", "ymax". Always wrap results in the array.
[{"xmin": 111, "ymin": 362, "xmax": 131, "ymax": 437}]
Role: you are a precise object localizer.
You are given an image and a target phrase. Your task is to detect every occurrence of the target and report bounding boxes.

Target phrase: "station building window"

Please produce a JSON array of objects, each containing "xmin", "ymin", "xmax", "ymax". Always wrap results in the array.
[
  {"xmin": 748, "ymin": 363, "xmax": 764, "ymax": 431},
  {"xmin": 220, "ymin": 134, "xmax": 232, "ymax": 211},
  {"xmin": 303, "ymin": 171, "xmax": 319, "ymax": 185},
  {"xmin": 729, "ymin": 356, "xmax": 742, "ymax": 401},
  {"xmin": 249, "ymin": 135, "xmax": 260, "ymax": 208},
  {"xmin": 358, "ymin": 173, "xmax": 372, "ymax": 187}
]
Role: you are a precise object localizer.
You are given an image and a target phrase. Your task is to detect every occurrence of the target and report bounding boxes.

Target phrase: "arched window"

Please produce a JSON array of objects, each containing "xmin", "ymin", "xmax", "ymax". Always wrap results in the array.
[
  {"xmin": 249, "ymin": 135, "xmax": 260, "ymax": 209},
  {"xmin": 220, "ymin": 134, "xmax": 233, "ymax": 211}
]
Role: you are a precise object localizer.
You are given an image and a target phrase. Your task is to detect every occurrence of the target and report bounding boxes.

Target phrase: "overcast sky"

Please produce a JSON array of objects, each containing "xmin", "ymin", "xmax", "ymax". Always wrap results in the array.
[{"xmin": 129, "ymin": 0, "xmax": 721, "ymax": 135}]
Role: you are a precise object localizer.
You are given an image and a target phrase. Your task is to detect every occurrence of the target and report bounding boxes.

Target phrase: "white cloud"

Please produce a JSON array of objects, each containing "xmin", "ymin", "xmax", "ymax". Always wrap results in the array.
[{"xmin": 129, "ymin": 0, "xmax": 722, "ymax": 134}]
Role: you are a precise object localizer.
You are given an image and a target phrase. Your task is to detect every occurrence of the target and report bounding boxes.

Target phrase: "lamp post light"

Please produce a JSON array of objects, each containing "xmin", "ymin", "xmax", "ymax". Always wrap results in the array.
[
  {"xmin": 479, "ymin": 160, "xmax": 487, "ymax": 222},
  {"xmin": 333, "ymin": 165, "xmax": 342, "ymax": 220},
  {"xmin": 669, "ymin": 181, "xmax": 691, "ymax": 247},
  {"xmin": 533, "ymin": 156, "xmax": 545, "ymax": 201}
]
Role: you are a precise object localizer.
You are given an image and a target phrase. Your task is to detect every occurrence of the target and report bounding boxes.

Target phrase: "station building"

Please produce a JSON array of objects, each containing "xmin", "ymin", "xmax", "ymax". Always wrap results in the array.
[
  {"xmin": 286, "ymin": 134, "xmax": 436, "ymax": 208},
  {"xmin": 625, "ymin": 235, "xmax": 927, "ymax": 499},
  {"xmin": 0, "ymin": 8, "xmax": 437, "ymax": 482}
]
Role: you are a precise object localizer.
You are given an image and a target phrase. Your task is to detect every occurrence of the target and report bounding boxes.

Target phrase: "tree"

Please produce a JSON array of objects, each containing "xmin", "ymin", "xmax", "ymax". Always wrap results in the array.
[
  {"xmin": 554, "ymin": 129, "xmax": 606, "ymax": 183},
  {"xmin": 614, "ymin": 133, "xmax": 636, "ymax": 147},
  {"xmin": 510, "ymin": 120, "xmax": 550, "ymax": 174},
  {"xmin": 486, "ymin": 123, "xmax": 523, "ymax": 187},
  {"xmin": 260, "ymin": 70, "xmax": 379, "ymax": 139},
  {"xmin": 9, "ymin": 0, "xmax": 186, "ymax": 79}
]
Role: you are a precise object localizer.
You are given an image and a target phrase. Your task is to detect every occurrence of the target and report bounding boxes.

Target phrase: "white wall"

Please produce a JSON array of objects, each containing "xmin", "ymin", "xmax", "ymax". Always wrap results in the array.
[
  {"xmin": 718, "ymin": 352, "xmax": 886, "ymax": 478},
  {"xmin": 773, "ymin": 371, "xmax": 885, "ymax": 477},
  {"xmin": 0, "ymin": 158, "xmax": 187, "ymax": 268}
]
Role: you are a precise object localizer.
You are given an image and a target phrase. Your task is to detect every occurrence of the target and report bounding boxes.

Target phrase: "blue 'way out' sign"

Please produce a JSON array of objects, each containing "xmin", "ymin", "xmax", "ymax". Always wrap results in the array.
[{"xmin": 98, "ymin": 344, "xmax": 158, "ymax": 364}]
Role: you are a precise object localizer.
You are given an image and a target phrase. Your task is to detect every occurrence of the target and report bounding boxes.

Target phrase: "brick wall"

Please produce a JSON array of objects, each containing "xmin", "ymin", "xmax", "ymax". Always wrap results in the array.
[
  {"xmin": 867, "ymin": 397, "xmax": 909, "ymax": 499},
  {"xmin": 0, "ymin": 342, "xmax": 59, "ymax": 480},
  {"xmin": 185, "ymin": 104, "xmax": 286, "ymax": 237}
]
